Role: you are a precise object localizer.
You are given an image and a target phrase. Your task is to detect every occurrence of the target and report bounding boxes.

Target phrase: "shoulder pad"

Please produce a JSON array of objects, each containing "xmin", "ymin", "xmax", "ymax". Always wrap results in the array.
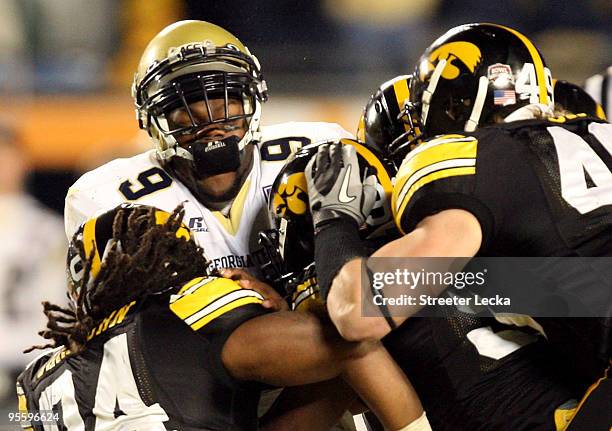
[
  {"xmin": 393, "ymin": 134, "xmax": 477, "ymax": 230},
  {"xmin": 169, "ymin": 276, "xmax": 264, "ymax": 331}
]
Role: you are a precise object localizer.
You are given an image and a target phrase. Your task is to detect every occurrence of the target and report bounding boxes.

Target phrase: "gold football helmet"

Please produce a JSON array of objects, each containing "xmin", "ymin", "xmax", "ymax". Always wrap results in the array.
[{"xmin": 132, "ymin": 20, "xmax": 268, "ymax": 161}]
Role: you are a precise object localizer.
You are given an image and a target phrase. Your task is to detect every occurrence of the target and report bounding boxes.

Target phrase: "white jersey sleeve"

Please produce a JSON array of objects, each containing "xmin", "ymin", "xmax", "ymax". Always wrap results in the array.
[{"xmin": 64, "ymin": 151, "xmax": 168, "ymax": 238}]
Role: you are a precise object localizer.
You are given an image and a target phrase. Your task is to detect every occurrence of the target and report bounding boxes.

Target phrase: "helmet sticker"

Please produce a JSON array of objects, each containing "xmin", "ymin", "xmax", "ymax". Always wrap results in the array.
[
  {"xmin": 272, "ymin": 173, "xmax": 309, "ymax": 217},
  {"xmin": 427, "ymin": 42, "xmax": 482, "ymax": 80},
  {"xmin": 487, "ymin": 63, "xmax": 515, "ymax": 85}
]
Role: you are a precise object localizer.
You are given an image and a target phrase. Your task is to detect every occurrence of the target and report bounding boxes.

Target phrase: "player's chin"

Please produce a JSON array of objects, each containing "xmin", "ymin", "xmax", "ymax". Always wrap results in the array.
[{"xmin": 197, "ymin": 172, "xmax": 242, "ymax": 202}]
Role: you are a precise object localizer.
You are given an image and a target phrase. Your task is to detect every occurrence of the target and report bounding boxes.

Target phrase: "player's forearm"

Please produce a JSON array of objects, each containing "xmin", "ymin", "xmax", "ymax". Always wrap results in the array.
[
  {"xmin": 327, "ymin": 258, "xmax": 393, "ymax": 341},
  {"xmin": 256, "ymin": 326, "xmax": 426, "ymax": 431},
  {"xmin": 312, "ymin": 216, "xmax": 369, "ymax": 300},
  {"xmin": 329, "ymin": 210, "xmax": 483, "ymax": 341},
  {"xmin": 341, "ymin": 342, "xmax": 424, "ymax": 431},
  {"xmin": 222, "ymin": 311, "xmax": 378, "ymax": 387}
]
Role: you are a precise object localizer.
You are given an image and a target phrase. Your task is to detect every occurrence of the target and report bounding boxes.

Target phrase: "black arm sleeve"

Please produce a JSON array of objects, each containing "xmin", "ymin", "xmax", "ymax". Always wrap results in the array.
[{"xmin": 313, "ymin": 215, "xmax": 369, "ymax": 300}]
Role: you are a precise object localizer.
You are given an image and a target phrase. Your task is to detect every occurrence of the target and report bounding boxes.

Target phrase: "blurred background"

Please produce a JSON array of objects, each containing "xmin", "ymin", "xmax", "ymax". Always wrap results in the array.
[{"xmin": 0, "ymin": 0, "xmax": 610, "ymax": 418}]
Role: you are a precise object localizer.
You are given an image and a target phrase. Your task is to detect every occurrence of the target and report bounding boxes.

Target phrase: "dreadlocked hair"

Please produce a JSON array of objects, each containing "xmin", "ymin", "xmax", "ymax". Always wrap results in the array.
[{"xmin": 26, "ymin": 204, "xmax": 209, "ymax": 354}]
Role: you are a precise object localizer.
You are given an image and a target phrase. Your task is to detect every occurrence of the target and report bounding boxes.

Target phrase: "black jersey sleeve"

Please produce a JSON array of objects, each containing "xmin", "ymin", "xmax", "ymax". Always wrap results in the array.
[
  {"xmin": 392, "ymin": 133, "xmax": 495, "ymax": 245},
  {"xmin": 15, "ymin": 349, "xmax": 58, "ymax": 431},
  {"xmin": 169, "ymin": 276, "xmax": 270, "ymax": 383}
]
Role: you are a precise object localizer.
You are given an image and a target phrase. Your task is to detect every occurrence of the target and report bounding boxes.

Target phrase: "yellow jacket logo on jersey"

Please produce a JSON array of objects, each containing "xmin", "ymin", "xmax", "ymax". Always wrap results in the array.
[
  {"xmin": 427, "ymin": 42, "xmax": 482, "ymax": 80},
  {"xmin": 272, "ymin": 173, "xmax": 308, "ymax": 217}
]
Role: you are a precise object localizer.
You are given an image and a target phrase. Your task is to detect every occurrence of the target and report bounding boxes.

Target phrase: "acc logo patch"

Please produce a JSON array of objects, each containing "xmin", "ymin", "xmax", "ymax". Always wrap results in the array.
[
  {"xmin": 272, "ymin": 173, "xmax": 308, "ymax": 217},
  {"xmin": 427, "ymin": 41, "xmax": 482, "ymax": 80}
]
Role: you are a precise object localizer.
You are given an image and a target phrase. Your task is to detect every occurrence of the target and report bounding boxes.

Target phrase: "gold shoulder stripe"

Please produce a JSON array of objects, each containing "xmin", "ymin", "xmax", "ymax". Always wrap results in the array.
[
  {"xmin": 393, "ymin": 136, "xmax": 477, "ymax": 219},
  {"xmin": 173, "ymin": 276, "xmax": 216, "ymax": 297},
  {"xmin": 16, "ymin": 383, "xmax": 33, "ymax": 431},
  {"xmin": 393, "ymin": 166, "xmax": 476, "ymax": 233},
  {"xmin": 186, "ymin": 290, "xmax": 264, "ymax": 331},
  {"xmin": 169, "ymin": 276, "xmax": 263, "ymax": 330},
  {"xmin": 397, "ymin": 134, "xmax": 474, "ymax": 177}
]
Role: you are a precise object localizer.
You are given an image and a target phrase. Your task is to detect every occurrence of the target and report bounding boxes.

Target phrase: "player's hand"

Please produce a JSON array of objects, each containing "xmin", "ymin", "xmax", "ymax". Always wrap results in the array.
[
  {"xmin": 305, "ymin": 143, "xmax": 377, "ymax": 229},
  {"xmin": 219, "ymin": 268, "xmax": 289, "ymax": 311}
]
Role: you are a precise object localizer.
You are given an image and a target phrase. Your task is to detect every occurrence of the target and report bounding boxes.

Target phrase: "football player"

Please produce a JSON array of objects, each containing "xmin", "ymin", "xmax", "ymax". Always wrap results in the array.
[
  {"xmin": 64, "ymin": 20, "xmax": 352, "ymax": 273},
  {"xmin": 306, "ymin": 24, "xmax": 612, "ymax": 430},
  {"xmin": 584, "ymin": 66, "xmax": 612, "ymax": 118},
  {"xmin": 553, "ymin": 79, "xmax": 606, "ymax": 120},
  {"xmin": 265, "ymin": 87, "xmax": 577, "ymax": 430},
  {"xmin": 17, "ymin": 204, "xmax": 424, "ymax": 431}
]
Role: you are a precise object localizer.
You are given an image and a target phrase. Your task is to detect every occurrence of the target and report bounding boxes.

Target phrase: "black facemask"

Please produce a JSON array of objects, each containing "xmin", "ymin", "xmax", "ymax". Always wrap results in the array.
[{"xmin": 187, "ymin": 135, "xmax": 242, "ymax": 177}]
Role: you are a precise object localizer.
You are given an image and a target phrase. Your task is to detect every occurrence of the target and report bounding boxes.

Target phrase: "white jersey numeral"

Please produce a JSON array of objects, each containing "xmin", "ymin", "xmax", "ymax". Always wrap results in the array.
[
  {"xmin": 466, "ymin": 326, "xmax": 538, "ymax": 360},
  {"xmin": 38, "ymin": 370, "xmax": 85, "ymax": 430},
  {"xmin": 92, "ymin": 333, "xmax": 168, "ymax": 430},
  {"xmin": 38, "ymin": 334, "xmax": 168, "ymax": 430},
  {"xmin": 515, "ymin": 62, "xmax": 553, "ymax": 104},
  {"xmin": 550, "ymin": 123, "xmax": 612, "ymax": 214}
]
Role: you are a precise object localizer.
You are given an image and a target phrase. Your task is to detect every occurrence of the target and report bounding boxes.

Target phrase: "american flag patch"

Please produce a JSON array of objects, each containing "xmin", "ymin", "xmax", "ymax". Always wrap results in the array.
[{"xmin": 494, "ymin": 90, "xmax": 516, "ymax": 106}]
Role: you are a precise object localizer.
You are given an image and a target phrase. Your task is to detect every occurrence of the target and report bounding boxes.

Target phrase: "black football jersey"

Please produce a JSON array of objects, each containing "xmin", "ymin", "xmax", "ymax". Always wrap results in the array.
[
  {"xmin": 382, "ymin": 308, "xmax": 573, "ymax": 431},
  {"xmin": 393, "ymin": 116, "xmax": 612, "ymax": 256},
  {"xmin": 16, "ymin": 276, "xmax": 268, "ymax": 431},
  {"xmin": 392, "ymin": 115, "xmax": 612, "ymax": 388},
  {"xmin": 365, "ymin": 223, "xmax": 574, "ymax": 429}
]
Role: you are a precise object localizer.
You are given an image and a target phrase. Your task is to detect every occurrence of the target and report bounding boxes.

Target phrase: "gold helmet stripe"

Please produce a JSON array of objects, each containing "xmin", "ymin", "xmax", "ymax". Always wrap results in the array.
[
  {"xmin": 595, "ymin": 103, "xmax": 607, "ymax": 120},
  {"xmin": 494, "ymin": 24, "xmax": 549, "ymax": 105},
  {"xmin": 341, "ymin": 138, "xmax": 393, "ymax": 195},
  {"xmin": 82, "ymin": 218, "xmax": 101, "ymax": 279},
  {"xmin": 356, "ymin": 112, "xmax": 366, "ymax": 142},
  {"xmin": 154, "ymin": 209, "xmax": 191, "ymax": 240},
  {"xmin": 393, "ymin": 79, "xmax": 411, "ymax": 134}
]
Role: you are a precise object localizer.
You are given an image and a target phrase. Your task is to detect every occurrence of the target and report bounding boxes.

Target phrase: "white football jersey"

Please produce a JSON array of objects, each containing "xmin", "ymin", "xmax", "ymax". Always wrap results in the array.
[{"xmin": 65, "ymin": 122, "xmax": 352, "ymax": 270}]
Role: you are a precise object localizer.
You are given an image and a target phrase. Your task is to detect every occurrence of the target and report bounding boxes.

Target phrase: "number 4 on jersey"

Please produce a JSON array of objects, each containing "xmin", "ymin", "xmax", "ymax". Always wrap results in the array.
[
  {"xmin": 37, "ymin": 335, "xmax": 168, "ymax": 430},
  {"xmin": 550, "ymin": 123, "xmax": 612, "ymax": 214}
]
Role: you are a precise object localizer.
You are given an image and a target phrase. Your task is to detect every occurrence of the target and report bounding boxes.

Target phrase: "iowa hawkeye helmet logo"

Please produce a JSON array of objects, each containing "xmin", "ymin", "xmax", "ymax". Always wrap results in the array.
[
  {"xmin": 272, "ymin": 173, "xmax": 308, "ymax": 217},
  {"xmin": 426, "ymin": 41, "xmax": 482, "ymax": 80}
]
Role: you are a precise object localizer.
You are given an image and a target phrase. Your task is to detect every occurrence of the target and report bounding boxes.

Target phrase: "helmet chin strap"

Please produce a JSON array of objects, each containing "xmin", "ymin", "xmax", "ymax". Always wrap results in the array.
[
  {"xmin": 421, "ymin": 59, "xmax": 447, "ymax": 128},
  {"xmin": 464, "ymin": 76, "xmax": 489, "ymax": 132},
  {"xmin": 158, "ymin": 145, "xmax": 193, "ymax": 161}
]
